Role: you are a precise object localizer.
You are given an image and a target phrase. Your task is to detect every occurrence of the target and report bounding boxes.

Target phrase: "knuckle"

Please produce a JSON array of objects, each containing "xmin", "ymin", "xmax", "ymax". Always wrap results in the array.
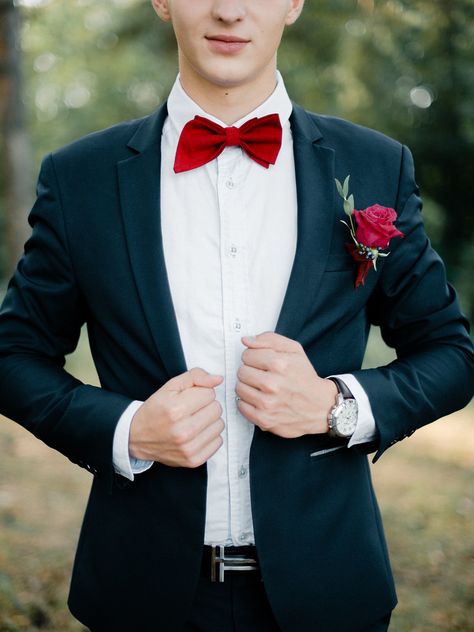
[
  {"xmin": 270, "ymin": 358, "xmax": 286, "ymax": 373},
  {"xmin": 260, "ymin": 395, "xmax": 273, "ymax": 411},
  {"xmin": 214, "ymin": 436, "xmax": 224, "ymax": 451},
  {"xmin": 264, "ymin": 378, "xmax": 279, "ymax": 395},
  {"xmin": 212, "ymin": 400, "xmax": 223, "ymax": 417},
  {"xmin": 180, "ymin": 443, "xmax": 193, "ymax": 458},
  {"xmin": 212, "ymin": 419, "xmax": 225, "ymax": 436},
  {"xmin": 190, "ymin": 367, "xmax": 208, "ymax": 382},
  {"xmin": 183, "ymin": 443, "xmax": 200, "ymax": 461},
  {"xmin": 172, "ymin": 426, "xmax": 192, "ymax": 446},
  {"xmin": 187, "ymin": 454, "xmax": 203, "ymax": 469},
  {"xmin": 203, "ymin": 389, "xmax": 216, "ymax": 406},
  {"xmin": 167, "ymin": 404, "xmax": 183, "ymax": 423},
  {"xmin": 190, "ymin": 366, "xmax": 204, "ymax": 377}
]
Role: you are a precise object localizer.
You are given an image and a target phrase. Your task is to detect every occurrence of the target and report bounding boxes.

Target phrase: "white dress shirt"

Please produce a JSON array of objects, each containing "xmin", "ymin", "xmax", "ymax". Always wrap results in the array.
[{"xmin": 112, "ymin": 72, "xmax": 377, "ymax": 546}]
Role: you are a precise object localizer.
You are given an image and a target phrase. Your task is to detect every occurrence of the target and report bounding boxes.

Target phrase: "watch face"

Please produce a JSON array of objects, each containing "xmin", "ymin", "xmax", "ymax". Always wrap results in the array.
[{"xmin": 333, "ymin": 400, "xmax": 358, "ymax": 436}]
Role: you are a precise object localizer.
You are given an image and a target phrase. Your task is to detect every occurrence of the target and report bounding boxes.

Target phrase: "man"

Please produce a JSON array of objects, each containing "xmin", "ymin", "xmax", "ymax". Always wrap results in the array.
[{"xmin": 0, "ymin": 0, "xmax": 472, "ymax": 630}]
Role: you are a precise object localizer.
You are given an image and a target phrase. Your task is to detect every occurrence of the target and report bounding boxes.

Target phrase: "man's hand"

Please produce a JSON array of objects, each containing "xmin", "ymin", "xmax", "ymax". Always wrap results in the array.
[
  {"xmin": 129, "ymin": 368, "xmax": 224, "ymax": 467},
  {"xmin": 236, "ymin": 332, "xmax": 338, "ymax": 438}
]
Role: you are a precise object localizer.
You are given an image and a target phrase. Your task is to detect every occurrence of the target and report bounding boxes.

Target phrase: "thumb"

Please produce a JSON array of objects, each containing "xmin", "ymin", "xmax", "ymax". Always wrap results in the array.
[
  {"xmin": 165, "ymin": 367, "xmax": 223, "ymax": 392},
  {"xmin": 241, "ymin": 331, "xmax": 301, "ymax": 353}
]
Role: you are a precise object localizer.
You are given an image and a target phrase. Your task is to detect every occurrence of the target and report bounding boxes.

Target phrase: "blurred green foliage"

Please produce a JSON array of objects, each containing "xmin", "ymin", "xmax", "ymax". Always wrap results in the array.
[{"xmin": 10, "ymin": 0, "xmax": 474, "ymax": 318}]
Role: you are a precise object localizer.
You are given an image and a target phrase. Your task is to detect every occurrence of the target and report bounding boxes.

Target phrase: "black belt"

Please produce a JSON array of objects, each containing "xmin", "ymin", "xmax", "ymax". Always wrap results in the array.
[{"xmin": 202, "ymin": 545, "xmax": 260, "ymax": 583}]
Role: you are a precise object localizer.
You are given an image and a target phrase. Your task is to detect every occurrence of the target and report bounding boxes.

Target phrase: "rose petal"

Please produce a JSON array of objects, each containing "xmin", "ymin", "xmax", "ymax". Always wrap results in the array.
[{"xmin": 353, "ymin": 205, "xmax": 404, "ymax": 249}]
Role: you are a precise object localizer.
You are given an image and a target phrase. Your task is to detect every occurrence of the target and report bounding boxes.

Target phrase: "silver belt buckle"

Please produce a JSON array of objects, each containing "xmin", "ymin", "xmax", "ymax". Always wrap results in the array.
[{"xmin": 210, "ymin": 545, "xmax": 258, "ymax": 583}]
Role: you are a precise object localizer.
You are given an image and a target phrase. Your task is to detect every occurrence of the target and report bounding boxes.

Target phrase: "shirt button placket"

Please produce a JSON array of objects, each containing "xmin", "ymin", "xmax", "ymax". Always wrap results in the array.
[{"xmin": 218, "ymin": 150, "xmax": 247, "ymax": 544}]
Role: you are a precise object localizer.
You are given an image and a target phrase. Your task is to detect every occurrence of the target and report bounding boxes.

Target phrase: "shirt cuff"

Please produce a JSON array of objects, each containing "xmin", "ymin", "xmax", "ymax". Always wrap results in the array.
[
  {"xmin": 112, "ymin": 400, "xmax": 153, "ymax": 481},
  {"xmin": 329, "ymin": 374, "xmax": 378, "ymax": 447}
]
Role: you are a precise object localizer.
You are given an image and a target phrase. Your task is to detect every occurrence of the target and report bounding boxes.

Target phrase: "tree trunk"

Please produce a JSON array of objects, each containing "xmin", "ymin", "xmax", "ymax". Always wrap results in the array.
[{"xmin": 0, "ymin": 0, "xmax": 34, "ymax": 280}]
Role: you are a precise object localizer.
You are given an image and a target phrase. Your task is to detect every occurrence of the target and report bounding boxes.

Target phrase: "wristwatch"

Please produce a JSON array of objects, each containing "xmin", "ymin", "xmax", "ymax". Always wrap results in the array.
[{"xmin": 327, "ymin": 377, "xmax": 358, "ymax": 438}]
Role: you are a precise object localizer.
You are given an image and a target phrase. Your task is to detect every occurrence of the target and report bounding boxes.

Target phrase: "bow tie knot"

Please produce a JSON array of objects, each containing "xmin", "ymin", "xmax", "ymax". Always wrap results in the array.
[
  {"xmin": 225, "ymin": 126, "xmax": 241, "ymax": 147},
  {"xmin": 174, "ymin": 113, "xmax": 283, "ymax": 173}
]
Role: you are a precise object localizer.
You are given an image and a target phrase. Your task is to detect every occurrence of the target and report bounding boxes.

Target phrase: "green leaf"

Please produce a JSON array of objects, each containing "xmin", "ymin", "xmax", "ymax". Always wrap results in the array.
[
  {"xmin": 343, "ymin": 175, "xmax": 350, "ymax": 198},
  {"xmin": 335, "ymin": 178, "xmax": 344, "ymax": 198},
  {"xmin": 347, "ymin": 194, "xmax": 355, "ymax": 213},
  {"xmin": 343, "ymin": 199, "xmax": 353, "ymax": 216}
]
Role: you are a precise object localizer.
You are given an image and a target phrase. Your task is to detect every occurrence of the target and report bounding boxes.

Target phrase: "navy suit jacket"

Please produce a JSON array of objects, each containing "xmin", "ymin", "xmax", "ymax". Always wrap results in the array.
[{"xmin": 0, "ymin": 102, "xmax": 473, "ymax": 631}]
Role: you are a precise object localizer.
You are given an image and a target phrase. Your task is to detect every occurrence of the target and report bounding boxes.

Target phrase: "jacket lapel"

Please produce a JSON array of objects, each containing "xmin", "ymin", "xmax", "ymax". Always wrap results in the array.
[
  {"xmin": 274, "ymin": 104, "xmax": 336, "ymax": 341},
  {"xmin": 117, "ymin": 103, "xmax": 188, "ymax": 379}
]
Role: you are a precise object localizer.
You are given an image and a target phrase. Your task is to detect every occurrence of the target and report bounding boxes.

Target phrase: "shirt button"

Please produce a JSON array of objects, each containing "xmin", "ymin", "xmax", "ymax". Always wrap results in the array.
[
  {"xmin": 239, "ymin": 532, "xmax": 248, "ymax": 542},
  {"xmin": 230, "ymin": 245, "xmax": 238, "ymax": 257},
  {"xmin": 226, "ymin": 178, "xmax": 234, "ymax": 189},
  {"xmin": 238, "ymin": 466, "xmax": 247, "ymax": 479},
  {"xmin": 233, "ymin": 319, "xmax": 242, "ymax": 331}
]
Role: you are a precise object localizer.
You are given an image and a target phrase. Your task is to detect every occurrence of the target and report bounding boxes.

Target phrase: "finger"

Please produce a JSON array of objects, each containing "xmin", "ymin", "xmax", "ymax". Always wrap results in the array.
[
  {"xmin": 186, "ymin": 399, "xmax": 224, "ymax": 437},
  {"xmin": 237, "ymin": 364, "xmax": 276, "ymax": 392},
  {"xmin": 241, "ymin": 331, "xmax": 302, "ymax": 354},
  {"xmin": 241, "ymin": 347, "xmax": 278, "ymax": 371},
  {"xmin": 190, "ymin": 435, "xmax": 225, "ymax": 468},
  {"xmin": 186, "ymin": 417, "xmax": 225, "ymax": 457},
  {"xmin": 235, "ymin": 380, "xmax": 267, "ymax": 410},
  {"xmin": 236, "ymin": 397, "xmax": 262, "ymax": 427},
  {"xmin": 178, "ymin": 384, "xmax": 221, "ymax": 417},
  {"xmin": 191, "ymin": 369, "xmax": 224, "ymax": 388}
]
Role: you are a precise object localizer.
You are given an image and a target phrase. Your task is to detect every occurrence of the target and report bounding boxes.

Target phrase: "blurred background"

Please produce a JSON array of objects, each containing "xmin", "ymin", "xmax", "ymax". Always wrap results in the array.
[{"xmin": 0, "ymin": 0, "xmax": 473, "ymax": 630}]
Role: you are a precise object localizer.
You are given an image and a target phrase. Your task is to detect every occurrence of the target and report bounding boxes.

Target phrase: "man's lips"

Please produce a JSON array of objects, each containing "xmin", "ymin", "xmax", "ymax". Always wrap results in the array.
[
  {"xmin": 205, "ymin": 34, "xmax": 250, "ymax": 54},
  {"xmin": 206, "ymin": 35, "xmax": 250, "ymax": 43}
]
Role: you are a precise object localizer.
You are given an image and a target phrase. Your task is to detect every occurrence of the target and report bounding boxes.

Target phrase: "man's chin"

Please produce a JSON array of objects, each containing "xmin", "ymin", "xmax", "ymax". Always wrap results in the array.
[
  {"xmin": 202, "ymin": 71, "xmax": 249, "ymax": 89},
  {"xmin": 190, "ymin": 56, "xmax": 258, "ymax": 89}
]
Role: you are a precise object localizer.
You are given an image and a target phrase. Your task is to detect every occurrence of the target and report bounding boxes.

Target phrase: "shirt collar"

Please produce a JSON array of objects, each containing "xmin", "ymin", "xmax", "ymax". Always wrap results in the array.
[{"xmin": 166, "ymin": 70, "xmax": 293, "ymax": 137}]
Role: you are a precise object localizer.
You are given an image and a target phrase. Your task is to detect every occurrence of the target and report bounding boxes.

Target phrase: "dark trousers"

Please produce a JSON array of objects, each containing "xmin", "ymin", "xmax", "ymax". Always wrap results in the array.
[
  {"xmin": 184, "ymin": 574, "xmax": 392, "ymax": 631},
  {"xmin": 184, "ymin": 573, "xmax": 279, "ymax": 632}
]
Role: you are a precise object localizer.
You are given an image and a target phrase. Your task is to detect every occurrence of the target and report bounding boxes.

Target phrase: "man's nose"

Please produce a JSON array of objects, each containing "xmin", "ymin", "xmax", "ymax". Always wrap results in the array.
[{"xmin": 211, "ymin": 0, "xmax": 246, "ymax": 23}]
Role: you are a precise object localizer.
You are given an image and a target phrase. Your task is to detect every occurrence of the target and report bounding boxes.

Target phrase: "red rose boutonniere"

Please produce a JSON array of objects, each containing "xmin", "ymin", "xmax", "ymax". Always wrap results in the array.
[{"xmin": 335, "ymin": 176, "xmax": 404, "ymax": 288}]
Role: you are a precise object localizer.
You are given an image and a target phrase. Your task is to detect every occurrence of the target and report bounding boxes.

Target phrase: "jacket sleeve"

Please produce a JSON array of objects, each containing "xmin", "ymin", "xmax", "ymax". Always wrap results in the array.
[
  {"xmin": 351, "ymin": 145, "xmax": 474, "ymax": 462},
  {"xmin": 0, "ymin": 154, "xmax": 132, "ymax": 490}
]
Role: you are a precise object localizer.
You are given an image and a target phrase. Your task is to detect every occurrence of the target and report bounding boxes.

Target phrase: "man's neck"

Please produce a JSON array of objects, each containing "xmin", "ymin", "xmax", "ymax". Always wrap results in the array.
[{"xmin": 178, "ymin": 70, "xmax": 278, "ymax": 125}]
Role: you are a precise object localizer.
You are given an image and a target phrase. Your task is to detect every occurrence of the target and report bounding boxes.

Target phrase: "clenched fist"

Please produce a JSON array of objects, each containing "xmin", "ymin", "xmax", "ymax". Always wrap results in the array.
[
  {"xmin": 236, "ymin": 332, "xmax": 338, "ymax": 438},
  {"xmin": 129, "ymin": 367, "xmax": 225, "ymax": 468}
]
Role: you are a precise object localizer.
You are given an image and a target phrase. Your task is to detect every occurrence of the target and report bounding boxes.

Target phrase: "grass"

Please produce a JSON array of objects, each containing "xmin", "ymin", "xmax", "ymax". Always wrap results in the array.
[
  {"xmin": 0, "ymin": 330, "xmax": 472, "ymax": 631},
  {"xmin": 370, "ymin": 412, "xmax": 474, "ymax": 631}
]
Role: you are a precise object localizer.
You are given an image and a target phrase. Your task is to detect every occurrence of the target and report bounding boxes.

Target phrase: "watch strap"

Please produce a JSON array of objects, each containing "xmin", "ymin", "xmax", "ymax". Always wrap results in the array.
[{"xmin": 327, "ymin": 377, "xmax": 354, "ymax": 401}]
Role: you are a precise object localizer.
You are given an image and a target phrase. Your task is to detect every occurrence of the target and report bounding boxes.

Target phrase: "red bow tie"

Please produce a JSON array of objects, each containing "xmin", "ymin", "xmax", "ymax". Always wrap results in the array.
[{"xmin": 174, "ymin": 113, "xmax": 283, "ymax": 173}]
